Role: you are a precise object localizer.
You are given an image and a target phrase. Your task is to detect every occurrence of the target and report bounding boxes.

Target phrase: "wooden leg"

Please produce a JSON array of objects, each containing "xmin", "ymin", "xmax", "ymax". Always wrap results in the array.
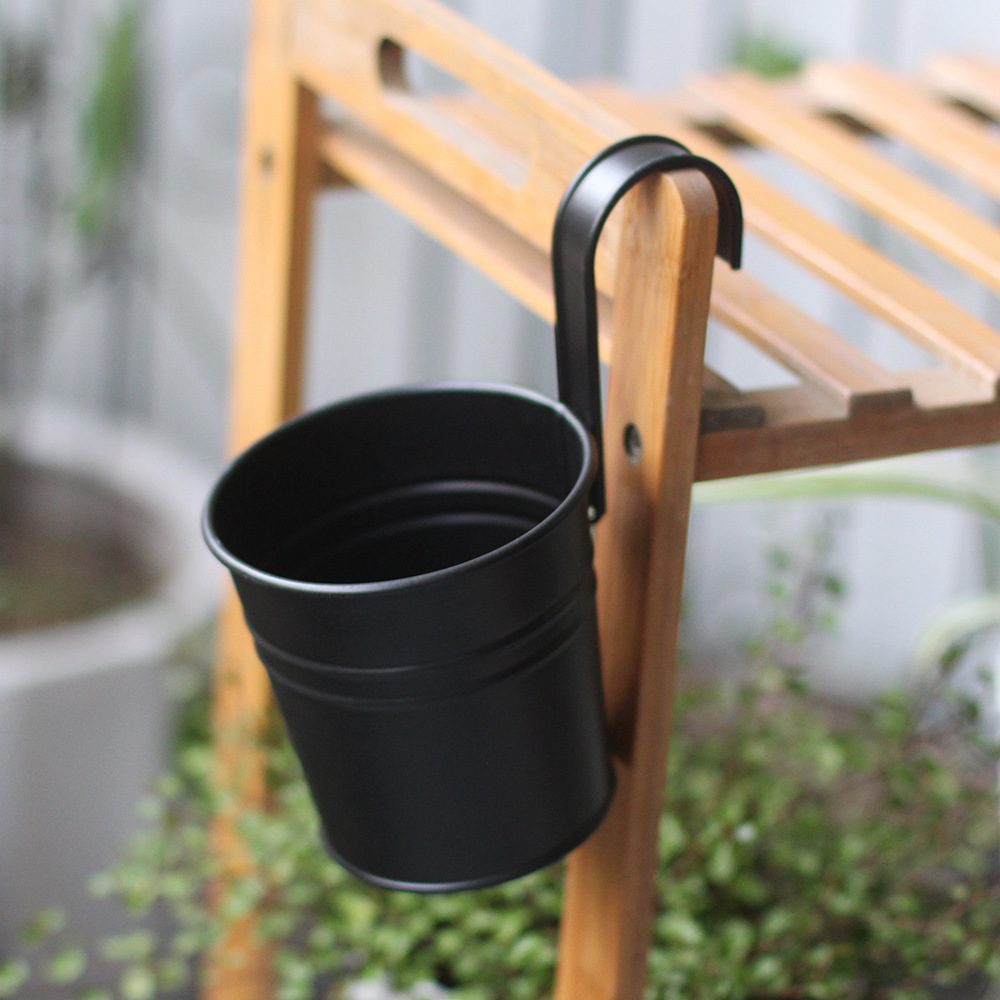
[
  {"xmin": 203, "ymin": 2, "xmax": 321, "ymax": 996},
  {"xmin": 555, "ymin": 170, "xmax": 721, "ymax": 1000},
  {"xmin": 204, "ymin": 596, "xmax": 276, "ymax": 1000},
  {"xmin": 225, "ymin": 15, "xmax": 318, "ymax": 452}
]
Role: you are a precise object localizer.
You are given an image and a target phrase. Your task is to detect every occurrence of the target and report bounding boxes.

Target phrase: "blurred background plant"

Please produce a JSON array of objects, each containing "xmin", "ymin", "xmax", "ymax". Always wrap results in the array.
[
  {"xmin": 70, "ymin": 1, "xmax": 145, "ymax": 419},
  {"xmin": 694, "ymin": 462, "xmax": 1000, "ymax": 731},
  {"xmin": 0, "ymin": 0, "xmax": 145, "ymax": 430},
  {"xmin": 0, "ymin": 1, "xmax": 158, "ymax": 636},
  {"xmin": 0, "ymin": 2, "xmax": 62, "ymax": 427},
  {"xmin": 0, "ymin": 0, "xmax": 234, "ymax": 449}
]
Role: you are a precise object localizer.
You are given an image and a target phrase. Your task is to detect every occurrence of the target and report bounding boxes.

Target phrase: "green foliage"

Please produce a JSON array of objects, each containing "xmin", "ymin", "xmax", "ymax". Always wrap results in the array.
[
  {"xmin": 0, "ymin": 960, "xmax": 30, "ymax": 998},
  {"xmin": 693, "ymin": 459, "xmax": 1000, "ymax": 679},
  {"xmin": 7, "ymin": 656, "xmax": 999, "ymax": 1000},
  {"xmin": 645, "ymin": 670, "xmax": 1000, "ymax": 1000},
  {"xmin": 73, "ymin": 3, "xmax": 142, "ymax": 239},
  {"xmin": 730, "ymin": 33, "xmax": 804, "ymax": 79},
  {"xmin": 745, "ymin": 510, "xmax": 847, "ymax": 675}
]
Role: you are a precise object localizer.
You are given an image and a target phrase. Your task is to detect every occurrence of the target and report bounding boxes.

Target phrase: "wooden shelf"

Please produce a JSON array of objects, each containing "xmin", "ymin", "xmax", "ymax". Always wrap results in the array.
[
  {"xmin": 211, "ymin": 4, "xmax": 1000, "ymax": 998},
  {"xmin": 319, "ymin": 58, "xmax": 1000, "ymax": 481}
]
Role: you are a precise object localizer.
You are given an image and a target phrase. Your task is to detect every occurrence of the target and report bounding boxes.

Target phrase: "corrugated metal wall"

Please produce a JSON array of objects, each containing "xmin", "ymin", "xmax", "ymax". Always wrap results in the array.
[{"xmin": 8, "ymin": 0, "xmax": 1000, "ymax": 690}]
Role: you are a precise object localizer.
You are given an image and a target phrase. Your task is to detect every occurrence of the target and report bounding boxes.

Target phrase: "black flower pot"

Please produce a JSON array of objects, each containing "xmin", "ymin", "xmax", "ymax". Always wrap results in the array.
[{"xmin": 203, "ymin": 136, "xmax": 742, "ymax": 892}]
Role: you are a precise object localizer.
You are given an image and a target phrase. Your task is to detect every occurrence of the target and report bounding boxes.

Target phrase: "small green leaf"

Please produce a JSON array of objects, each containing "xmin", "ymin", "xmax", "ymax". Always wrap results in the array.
[
  {"xmin": 19, "ymin": 907, "xmax": 66, "ymax": 945},
  {"xmin": 47, "ymin": 946, "xmax": 87, "ymax": 984},
  {"xmin": 101, "ymin": 931, "xmax": 156, "ymax": 964},
  {"xmin": 707, "ymin": 841, "xmax": 737, "ymax": 884},
  {"xmin": 88, "ymin": 872, "xmax": 117, "ymax": 898},
  {"xmin": 155, "ymin": 958, "xmax": 189, "ymax": 992},
  {"xmin": 0, "ymin": 959, "xmax": 30, "ymax": 998},
  {"xmin": 659, "ymin": 814, "xmax": 686, "ymax": 860},
  {"xmin": 767, "ymin": 546, "xmax": 792, "ymax": 570},
  {"xmin": 750, "ymin": 954, "xmax": 786, "ymax": 986},
  {"xmin": 720, "ymin": 919, "xmax": 755, "ymax": 961},
  {"xmin": 337, "ymin": 892, "xmax": 378, "ymax": 929},
  {"xmin": 77, "ymin": 989, "xmax": 114, "ymax": 1000},
  {"xmin": 656, "ymin": 913, "xmax": 704, "ymax": 948},
  {"xmin": 119, "ymin": 965, "xmax": 156, "ymax": 1000},
  {"xmin": 760, "ymin": 907, "xmax": 795, "ymax": 942}
]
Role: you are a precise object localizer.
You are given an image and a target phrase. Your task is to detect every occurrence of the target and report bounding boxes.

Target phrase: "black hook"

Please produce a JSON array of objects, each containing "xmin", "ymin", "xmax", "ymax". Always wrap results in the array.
[{"xmin": 551, "ymin": 135, "xmax": 744, "ymax": 522}]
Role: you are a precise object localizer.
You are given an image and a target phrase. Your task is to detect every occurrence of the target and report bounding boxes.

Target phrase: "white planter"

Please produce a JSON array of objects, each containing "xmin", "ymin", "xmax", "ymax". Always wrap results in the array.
[{"xmin": 0, "ymin": 406, "xmax": 219, "ymax": 954}]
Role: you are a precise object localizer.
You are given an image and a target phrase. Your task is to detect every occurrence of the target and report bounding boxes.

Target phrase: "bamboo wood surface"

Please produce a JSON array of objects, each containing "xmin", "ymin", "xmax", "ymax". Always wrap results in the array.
[
  {"xmin": 322, "ymin": 110, "xmax": 1000, "ymax": 480},
  {"xmin": 587, "ymin": 82, "xmax": 1000, "ymax": 389},
  {"xmin": 926, "ymin": 53, "xmax": 1000, "ymax": 120},
  {"xmin": 555, "ymin": 170, "xmax": 720, "ymax": 1000},
  {"xmin": 320, "ymin": 119, "xmax": 765, "ymax": 432},
  {"xmin": 688, "ymin": 70, "xmax": 1000, "ymax": 296},
  {"xmin": 802, "ymin": 61, "xmax": 1000, "ymax": 201}
]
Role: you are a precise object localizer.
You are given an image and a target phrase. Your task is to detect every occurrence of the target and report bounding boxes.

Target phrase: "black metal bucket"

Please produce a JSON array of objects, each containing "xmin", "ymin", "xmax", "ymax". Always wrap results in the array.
[{"xmin": 203, "ymin": 137, "xmax": 742, "ymax": 892}]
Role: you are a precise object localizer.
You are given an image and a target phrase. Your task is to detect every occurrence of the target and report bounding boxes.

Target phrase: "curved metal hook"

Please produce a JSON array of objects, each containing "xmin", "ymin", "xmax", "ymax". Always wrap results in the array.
[{"xmin": 551, "ymin": 135, "xmax": 744, "ymax": 522}]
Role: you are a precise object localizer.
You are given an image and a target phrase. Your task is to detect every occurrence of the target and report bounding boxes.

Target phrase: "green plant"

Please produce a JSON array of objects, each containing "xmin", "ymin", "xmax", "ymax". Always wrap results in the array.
[
  {"xmin": 742, "ymin": 508, "xmax": 847, "ymax": 677},
  {"xmin": 2, "ymin": 647, "xmax": 997, "ymax": 1000},
  {"xmin": 72, "ymin": 3, "xmax": 142, "ymax": 242},
  {"xmin": 693, "ymin": 457, "xmax": 1000, "ymax": 679},
  {"xmin": 6, "ymin": 455, "xmax": 1000, "ymax": 1000},
  {"xmin": 731, "ymin": 32, "xmax": 804, "ymax": 79},
  {"xmin": 0, "ymin": 0, "xmax": 147, "ymax": 426}
]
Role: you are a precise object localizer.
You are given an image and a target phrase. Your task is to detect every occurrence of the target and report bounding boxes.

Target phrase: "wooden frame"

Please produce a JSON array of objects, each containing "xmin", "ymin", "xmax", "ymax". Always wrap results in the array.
[{"xmin": 208, "ymin": 1, "xmax": 1000, "ymax": 998}]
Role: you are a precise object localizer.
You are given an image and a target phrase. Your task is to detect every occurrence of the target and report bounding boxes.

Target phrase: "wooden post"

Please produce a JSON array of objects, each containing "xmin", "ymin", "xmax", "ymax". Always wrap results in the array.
[
  {"xmin": 204, "ymin": 0, "xmax": 322, "ymax": 996},
  {"xmin": 555, "ymin": 169, "xmax": 721, "ymax": 1000}
]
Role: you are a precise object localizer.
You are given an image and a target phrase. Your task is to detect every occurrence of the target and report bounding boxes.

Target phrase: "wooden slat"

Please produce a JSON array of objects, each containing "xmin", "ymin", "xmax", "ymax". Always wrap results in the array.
[
  {"xmin": 906, "ymin": 366, "xmax": 1000, "ymax": 408},
  {"xmin": 688, "ymin": 70, "xmax": 1000, "ymax": 297},
  {"xmin": 322, "ymin": 119, "xmax": 556, "ymax": 322},
  {"xmin": 700, "ymin": 368, "xmax": 766, "ymax": 432},
  {"xmin": 926, "ymin": 53, "xmax": 1000, "ymax": 121},
  {"xmin": 318, "ymin": 70, "xmax": 1000, "ymax": 475},
  {"xmin": 696, "ymin": 388, "xmax": 1000, "ymax": 481},
  {"xmin": 557, "ymin": 169, "xmax": 719, "ymax": 1000},
  {"xmin": 325, "ymin": 105, "xmax": 889, "ymax": 418},
  {"xmin": 802, "ymin": 61, "xmax": 1000, "ymax": 200},
  {"xmin": 385, "ymin": 86, "xmax": 988, "ymax": 417},
  {"xmin": 711, "ymin": 266, "xmax": 912, "ymax": 417},
  {"xmin": 321, "ymin": 110, "xmax": 1000, "ymax": 477},
  {"xmin": 320, "ymin": 118, "xmax": 765, "ymax": 432},
  {"xmin": 288, "ymin": 0, "xmax": 632, "ymax": 260},
  {"xmin": 584, "ymin": 80, "xmax": 1000, "ymax": 394}
]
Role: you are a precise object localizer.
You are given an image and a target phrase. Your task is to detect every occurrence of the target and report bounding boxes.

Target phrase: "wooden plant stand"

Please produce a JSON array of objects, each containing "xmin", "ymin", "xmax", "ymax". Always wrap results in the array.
[{"xmin": 208, "ymin": 1, "xmax": 1000, "ymax": 997}]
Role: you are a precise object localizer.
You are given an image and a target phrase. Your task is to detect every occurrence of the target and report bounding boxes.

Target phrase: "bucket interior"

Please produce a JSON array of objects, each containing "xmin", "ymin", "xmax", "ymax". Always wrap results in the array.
[{"xmin": 209, "ymin": 387, "xmax": 591, "ymax": 586}]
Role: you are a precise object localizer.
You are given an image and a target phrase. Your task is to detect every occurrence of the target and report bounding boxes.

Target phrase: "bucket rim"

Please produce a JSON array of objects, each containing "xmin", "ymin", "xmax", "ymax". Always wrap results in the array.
[{"xmin": 202, "ymin": 381, "xmax": 596, "ymax": 595}]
